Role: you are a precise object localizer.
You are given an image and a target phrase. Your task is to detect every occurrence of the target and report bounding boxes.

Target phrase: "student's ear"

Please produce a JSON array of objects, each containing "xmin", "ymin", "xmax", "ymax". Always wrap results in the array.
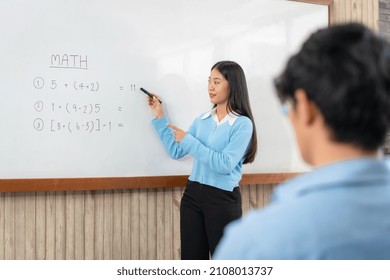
[{"xmin": 294, "ymin": 89, "xmax": 318, "ymax": 125}]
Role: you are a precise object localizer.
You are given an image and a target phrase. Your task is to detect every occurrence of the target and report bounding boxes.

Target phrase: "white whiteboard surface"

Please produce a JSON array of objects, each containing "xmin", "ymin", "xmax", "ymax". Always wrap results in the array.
[{"xmin": 0, "ymin": 0, "xmax": 327, "ymax": 179}]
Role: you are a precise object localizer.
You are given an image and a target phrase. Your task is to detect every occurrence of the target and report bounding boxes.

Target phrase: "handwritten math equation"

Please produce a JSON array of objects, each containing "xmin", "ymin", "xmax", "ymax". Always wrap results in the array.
[
  {"xmin": 33, "ymin": 118, "xmax": 123, "ymax": 133},
  {"xmin": 33, "ymin": 100, "xmax": 125, "ymax": 132},
  {"xmin": 34, "ymin": 101, "xmax": 105, "ymax": 115},
  {"xmin": 33, "ymin": 77, "xmax": 100, "ymax": 92},
  {"xmin": 33, "ymin": 77, "xmax": 137, "ymax": 93},
  {"xmin": 33, "ymin": 97, "xmax": 127, "ymax": 133},
  {"xmin": 31, "ymin": 53, "xmax": 138, "ymax": 134}
]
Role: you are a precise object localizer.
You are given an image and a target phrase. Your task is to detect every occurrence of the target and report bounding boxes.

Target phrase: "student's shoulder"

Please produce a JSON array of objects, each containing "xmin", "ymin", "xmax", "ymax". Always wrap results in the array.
[
  {"xmin": 219, "ymin": 202, "xmax": 308, "ymax": 259},
  {"xmin": 215, "ymin": 206, "xmax": 291, "ymax": 259}
]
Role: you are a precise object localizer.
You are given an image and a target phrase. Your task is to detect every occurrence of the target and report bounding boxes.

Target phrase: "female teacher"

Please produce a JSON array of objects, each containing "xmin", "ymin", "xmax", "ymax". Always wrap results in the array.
[{"xmin": 147, "ymin": 60, "xmax": 257, "ymax": 259}]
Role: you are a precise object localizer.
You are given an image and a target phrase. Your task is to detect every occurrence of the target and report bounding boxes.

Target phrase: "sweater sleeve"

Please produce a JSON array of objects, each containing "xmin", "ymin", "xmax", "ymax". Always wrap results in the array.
[
  {"xmin": 151, "ymin": 116, "xmax": 187, "ymax": 159},
  {"xmin": 179, "ymin": 117, "xmax": 253, "ymax": 174}
]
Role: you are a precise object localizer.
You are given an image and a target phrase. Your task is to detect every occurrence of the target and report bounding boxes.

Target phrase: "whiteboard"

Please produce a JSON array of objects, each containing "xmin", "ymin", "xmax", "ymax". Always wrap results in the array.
[{"xmin": 0, "ymin": 0, "xmax": 328, "ymax": 179}]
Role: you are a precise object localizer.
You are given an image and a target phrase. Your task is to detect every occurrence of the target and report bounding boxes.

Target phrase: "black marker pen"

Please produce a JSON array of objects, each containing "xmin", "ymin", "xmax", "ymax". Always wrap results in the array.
[{"xmin": 140, "ymin": 87, "xmax": 162, "ymax": 104}]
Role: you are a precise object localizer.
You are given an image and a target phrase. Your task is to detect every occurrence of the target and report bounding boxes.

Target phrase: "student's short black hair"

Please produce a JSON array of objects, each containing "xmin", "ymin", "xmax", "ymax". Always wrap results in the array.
[{"xmin": 274, "ymin": 23, "xmax": 390, "ymax": 150}]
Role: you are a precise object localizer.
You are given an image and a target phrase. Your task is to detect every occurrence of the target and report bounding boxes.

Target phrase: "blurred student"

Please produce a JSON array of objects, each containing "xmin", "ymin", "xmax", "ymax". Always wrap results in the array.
[
  {"xmin": 214, "ymin": 23, "xmax": 390, "ymax": 259},
  {"xmin": 147, "ymin": 61, "xmax": 257, "ymax": 259}
]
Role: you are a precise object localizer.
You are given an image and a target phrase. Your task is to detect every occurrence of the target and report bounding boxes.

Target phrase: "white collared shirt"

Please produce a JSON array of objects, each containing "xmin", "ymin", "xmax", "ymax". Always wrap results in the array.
[{"xmin": 201, "ymin": 108, "xmax": 239, "ymax": 126}]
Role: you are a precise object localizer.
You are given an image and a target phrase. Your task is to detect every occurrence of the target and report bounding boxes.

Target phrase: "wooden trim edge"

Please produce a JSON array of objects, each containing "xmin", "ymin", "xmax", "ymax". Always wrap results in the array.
[
  {"xmin": 289, "ymin": 0, "xmax": 333, "ymax": 5},
  {"xmin": 0, "ymin": 173, "xmax": 300, "ymax": 193}
]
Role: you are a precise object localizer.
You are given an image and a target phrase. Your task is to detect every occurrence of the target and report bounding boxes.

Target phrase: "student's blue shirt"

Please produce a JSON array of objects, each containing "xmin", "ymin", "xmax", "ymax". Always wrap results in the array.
[
  {"xmin": 151, "ymin": 110, "xmax": 253, "ymax": 191},
  {"xmin": 214, "ymin": 158, "xmax": 390, "ymax": 259}
]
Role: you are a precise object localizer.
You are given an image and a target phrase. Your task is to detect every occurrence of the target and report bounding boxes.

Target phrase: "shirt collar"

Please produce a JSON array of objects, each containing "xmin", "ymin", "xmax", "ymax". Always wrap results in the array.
[
  {"xmin": 201, "ymin": 108, "xmax": 239, "ymax": 126},
  {"xmin": 273, "ymin": 158, "xmax": 390, "ymax": 202}
]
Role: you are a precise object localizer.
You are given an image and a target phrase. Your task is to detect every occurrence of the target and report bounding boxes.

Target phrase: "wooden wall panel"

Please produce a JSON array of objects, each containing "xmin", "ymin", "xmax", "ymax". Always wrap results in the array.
[
  {"xmin": 55, "ymin": 191, "xmax": 66, "ymax": 259},
  {"xmin": 156, "ymin": 188, "xmax": 165, "ymax": 259},
  {"xmin": 84, "ymin": 190, "xmax": 95, "ymax": 259},
  {"xmin": 14, "ymin": 193, "xmax": 25, "ymax": 259},
  {"xmin": 94, "ymin": 190, "xmax": 104, "ymax": 259},
  {"xmin": 45, "ymin": 192, "xmax": 55, "ymax": 259},
  {"xmin": 65, "ymin": 191, "xmax": 75, "ymax": 260},
  {"xmin": 74, "ymin": 191, "xmax": 85, "ymax": 259},
  {"xmin": 35, "ymin": 192, "xmax": 46, "ymax": 260},
  {"xmin": 112, "ymin": 190, "xmax": 123, "ymax": 260},
  {"xmin": 4, "ymin": 193, "xmax": 15, "ymax": 259},
  {"xmin": 120, "ymin": 189, "xmax": 131, "ymax": 259},
  {"xmin": 147, "ymin": 188, "xmax": 157, "ymax": 259},
  {"xmin": 0, "ymin": 184, "xmax": 278, "ymax": 260},
  {"xmin": 25, "ymin": 193, "xmax": 36, "ymax": 259},
  {"xmin": 172, "ymin": 187, "xmax": 183, "ymax": 260},
  {"xmin": 0, "ymin": 193, "xmax": 4, "ymax": 259},
  {"xmin": 139, "ymin": 189, "xmax": 148, "ymax": 260},
  {"xmin": 103, "ymin": 190, "xmax": 113, "ymax": 260},
  {"xmin": 129, "ymin": 189, "xmax": 140, "ymax": 259},
  {"xmin": 331, "ymin": 0, "xmax": 378, "ymax": 30}
]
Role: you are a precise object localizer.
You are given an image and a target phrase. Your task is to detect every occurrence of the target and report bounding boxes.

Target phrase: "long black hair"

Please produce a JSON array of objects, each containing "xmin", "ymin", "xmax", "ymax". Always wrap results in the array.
[{"xmin": 211, "ymin": 61, "xmax": 257, "ymax": 164}]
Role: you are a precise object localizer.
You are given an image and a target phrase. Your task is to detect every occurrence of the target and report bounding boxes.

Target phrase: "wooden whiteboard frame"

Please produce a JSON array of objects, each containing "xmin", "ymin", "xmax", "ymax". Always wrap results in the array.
[
  {"xmin": 0, "ymin": 0, "xmax": 330, "ymax": 192},
  {"xmin": 0, "ymin": 173, "xmax": 301, "ymax": 192},
  {"xmin": 291, "ymin": 0, "xmax": 332, "ymax": 23}
]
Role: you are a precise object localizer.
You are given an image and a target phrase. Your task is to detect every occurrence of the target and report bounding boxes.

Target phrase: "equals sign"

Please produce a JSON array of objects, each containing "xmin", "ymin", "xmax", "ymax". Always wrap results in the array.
[
  {"xmin": 118, "ymin": 107, "xmax": 122, "ymax": 111},
  {"xmin": 118, "ymin": 123, "xmax": 124, "ymax": 128},
  {"xmin": 119, "ymin": 86, "xmax": 124, "ymax": 90}
]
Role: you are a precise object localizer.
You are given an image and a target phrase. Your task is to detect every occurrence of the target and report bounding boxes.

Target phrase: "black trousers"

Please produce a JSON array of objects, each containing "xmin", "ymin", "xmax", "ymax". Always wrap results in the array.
[{"xmin": 180, "ymin": 180, "xmax": 242, "ymax": 260}]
